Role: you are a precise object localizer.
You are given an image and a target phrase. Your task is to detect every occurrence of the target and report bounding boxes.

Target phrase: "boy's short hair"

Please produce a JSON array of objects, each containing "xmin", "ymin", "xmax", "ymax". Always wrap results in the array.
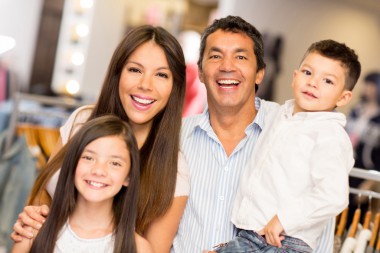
[{"xmin": 302, "ymin": 39, "xmax": 361, "ymax": 91}]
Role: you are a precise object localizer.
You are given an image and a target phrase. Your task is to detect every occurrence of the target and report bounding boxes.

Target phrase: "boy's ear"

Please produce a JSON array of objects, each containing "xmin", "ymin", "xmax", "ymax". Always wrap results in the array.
[
  {"xmin": 123, "ymin": 177, "xmax": 129, "ymax": 187},
  {"xmin": 336, "ymin": 90, "xmax": 353, "ymax": 107}
]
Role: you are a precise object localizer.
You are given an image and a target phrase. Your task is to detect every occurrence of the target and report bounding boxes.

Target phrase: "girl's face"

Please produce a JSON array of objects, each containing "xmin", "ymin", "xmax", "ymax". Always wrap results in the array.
[
  {"xmin": 75, "ymin": 135, "xmax": 130, "ymax": 206},
  {"xmin": 118, "ymin": 41, "xmax": 173, "ymax": 130}
]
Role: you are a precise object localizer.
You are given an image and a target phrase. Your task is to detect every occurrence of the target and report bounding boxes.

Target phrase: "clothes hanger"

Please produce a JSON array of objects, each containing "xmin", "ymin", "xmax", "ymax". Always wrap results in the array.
[
  {"xmin": 354, "ymin": 196, "xmax": 372, "ymax": 253},
  {"xmin": 367, "ymin": 210, "xmax": 380, "ymax": 252}
]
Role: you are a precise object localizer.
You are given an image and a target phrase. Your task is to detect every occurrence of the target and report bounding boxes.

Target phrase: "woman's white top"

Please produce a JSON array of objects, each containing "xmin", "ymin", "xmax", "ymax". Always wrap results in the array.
[
  {"xmin": 55, "ymin": 222, "xmax": 114, "ymax": 253},
  {"xmin": 46, "ymin": 105, "xmax": 190, "ymax": 198}
]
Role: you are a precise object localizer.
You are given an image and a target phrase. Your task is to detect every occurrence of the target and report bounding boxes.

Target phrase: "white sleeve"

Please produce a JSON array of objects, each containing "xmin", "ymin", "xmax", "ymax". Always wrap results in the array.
[
  {"xmin": 174, "ymin": 151, "xmax": 190, "ymax": 197},
  {"xmin": 60, "ymin": 105, "xmax": 93, "ymax": 144},
  {"xmin": 46, "ymin": 105, "xmax": 93, "ymax": 197}
]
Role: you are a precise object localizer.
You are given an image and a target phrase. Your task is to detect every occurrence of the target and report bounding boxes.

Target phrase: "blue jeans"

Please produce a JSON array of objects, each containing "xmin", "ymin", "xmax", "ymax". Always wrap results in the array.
[{"xmin": 214, "ymin": 230, "xmax": 313, "ymax": 253}]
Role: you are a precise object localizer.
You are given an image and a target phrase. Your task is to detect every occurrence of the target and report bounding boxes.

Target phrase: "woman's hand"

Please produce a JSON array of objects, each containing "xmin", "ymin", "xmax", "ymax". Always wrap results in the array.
[{"xmin": 10, "ymin": 205, "xmax": 49, "ymax": 242}]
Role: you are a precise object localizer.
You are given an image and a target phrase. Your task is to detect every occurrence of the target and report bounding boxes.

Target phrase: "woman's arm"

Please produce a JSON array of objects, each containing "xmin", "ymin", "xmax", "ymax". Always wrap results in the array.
[
  {"xmin": 10, "ymin": 226, "xmax": 35, "ymax": 252},
  {"xmin": 144, "ymin": 196, "xmax": 187, "ymax": 253}
]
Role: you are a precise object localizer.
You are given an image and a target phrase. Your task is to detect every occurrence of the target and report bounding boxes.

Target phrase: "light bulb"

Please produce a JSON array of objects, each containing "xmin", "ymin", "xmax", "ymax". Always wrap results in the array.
[
  {"xmin": 65, "ymin": 79, "xmax": 80, "ymax": 95},
  {"xmin": 71, "ymin": 51, "xmax": 85, "ymax": 66}
]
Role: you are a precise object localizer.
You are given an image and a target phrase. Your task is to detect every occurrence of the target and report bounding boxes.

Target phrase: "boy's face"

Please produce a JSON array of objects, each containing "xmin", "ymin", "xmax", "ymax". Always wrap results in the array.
[{"xmin": 292, "ymin": 52, "xmax": 352, "ymax": 114}]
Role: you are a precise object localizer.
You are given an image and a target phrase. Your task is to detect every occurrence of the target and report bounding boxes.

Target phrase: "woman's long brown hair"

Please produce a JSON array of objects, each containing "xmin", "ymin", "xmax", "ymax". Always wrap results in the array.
[
  {"xmin": 30, "ymin": 115, "xmax": 140, "ymax": 253},
  {"xmin": 28, "ymin": 25, "xmax": 185, "ymax": 235}
]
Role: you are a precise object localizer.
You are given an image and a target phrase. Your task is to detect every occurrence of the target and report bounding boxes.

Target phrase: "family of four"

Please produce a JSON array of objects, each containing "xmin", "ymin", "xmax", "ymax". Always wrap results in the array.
[{"xmin": 11, "ymin": 15, "xmax": 360, "ymax": 253}]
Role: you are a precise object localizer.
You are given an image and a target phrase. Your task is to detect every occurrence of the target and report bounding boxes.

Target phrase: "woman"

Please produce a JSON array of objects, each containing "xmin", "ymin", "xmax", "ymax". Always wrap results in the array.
[{"xmin": 12, "ymin": 25, "xmax": 188, "ymax": 253}]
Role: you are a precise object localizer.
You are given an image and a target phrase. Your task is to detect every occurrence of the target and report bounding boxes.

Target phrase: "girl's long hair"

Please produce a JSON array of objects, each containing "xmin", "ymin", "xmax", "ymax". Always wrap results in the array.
[
  {"xmin": 88, "ymin": 25, "xmax": 186, "ymax": 234},
  {"xmin": 30, "ymin": 115, "xmax": 140, "ymax": 253}
]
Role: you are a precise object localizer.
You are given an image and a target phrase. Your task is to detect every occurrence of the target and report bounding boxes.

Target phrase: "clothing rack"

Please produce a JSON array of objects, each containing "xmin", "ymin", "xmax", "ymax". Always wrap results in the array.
[
  {"xmin": 4, "ymin": 92, "xmax": 85, "ymax": 152},
  {"xmin": 349, "ymin": 167, "xmax": 380, "ymax": 200}
]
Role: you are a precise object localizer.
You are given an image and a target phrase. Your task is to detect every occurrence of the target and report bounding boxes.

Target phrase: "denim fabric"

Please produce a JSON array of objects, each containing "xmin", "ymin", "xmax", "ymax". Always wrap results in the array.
[
  {"xmin": 0, "ymin": 130, "xmax": 37, "ymax": 251},
  {"xmin": 215, "ymin": 230, "xmax": 313, "ymax": 253}
]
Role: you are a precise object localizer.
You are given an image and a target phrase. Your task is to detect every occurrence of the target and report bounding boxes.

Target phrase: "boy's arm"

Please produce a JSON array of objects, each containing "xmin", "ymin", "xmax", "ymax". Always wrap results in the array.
[
  {"xmin": 259, "ymin": 215, "xmax": 285, "ymax": 247},
  {"xmin": 278, "ymin": 134, "xmax": 353, "ymax": 234}
]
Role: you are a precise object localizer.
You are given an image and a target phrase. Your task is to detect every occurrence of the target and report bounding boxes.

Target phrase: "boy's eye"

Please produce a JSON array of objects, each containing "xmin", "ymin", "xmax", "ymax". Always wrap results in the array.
[
  {"xmin": 324, "ymin": 78, "xmax": 334, "ymax": 85},
  {"xmin": 302, "ymin": 70, "xmax": 311, "ymax": 75}
]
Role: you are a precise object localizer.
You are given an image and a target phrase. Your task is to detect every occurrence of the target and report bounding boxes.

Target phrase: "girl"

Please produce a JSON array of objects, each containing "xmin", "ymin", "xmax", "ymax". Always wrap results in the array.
[
  {"xmin": 11, "ymin": 115, "xmax": 142, "ymax": 253},
  {"xmin": 12, "ymin": 25, "xmax": 188, "ymax": 252}
]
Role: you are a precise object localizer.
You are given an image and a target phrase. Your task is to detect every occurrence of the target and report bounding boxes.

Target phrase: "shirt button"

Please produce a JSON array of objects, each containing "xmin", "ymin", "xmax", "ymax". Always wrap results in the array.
[
  {"xmin": 219, "ymin": 196, "xmax": 224, "ymax": 201},
  {"xmin": 224, "ymin": 166, "xmax": 229, "ymax": 171}
]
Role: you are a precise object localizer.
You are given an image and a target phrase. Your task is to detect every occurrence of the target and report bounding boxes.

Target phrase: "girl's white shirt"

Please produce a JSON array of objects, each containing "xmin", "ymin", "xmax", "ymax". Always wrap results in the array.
[{"xmin": 55, "ymin": 221, "xmax": 114, "ymax": 253}]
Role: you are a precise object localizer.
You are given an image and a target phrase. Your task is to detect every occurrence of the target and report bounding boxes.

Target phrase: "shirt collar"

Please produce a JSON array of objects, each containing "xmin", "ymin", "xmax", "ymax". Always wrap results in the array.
[{"xmin": 192, "ymin": 97, "xmax": 265, "ymax": 136}]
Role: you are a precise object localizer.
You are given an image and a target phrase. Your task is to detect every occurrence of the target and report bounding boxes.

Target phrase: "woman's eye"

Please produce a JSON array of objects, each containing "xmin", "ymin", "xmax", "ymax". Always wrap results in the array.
[
  {"xmin": 128, "ymin": 67, "xmax": 141, "ymax": 73},
  {"xmin": 157, "ymin": 72, "xmax": 169, "ymax": 78}
]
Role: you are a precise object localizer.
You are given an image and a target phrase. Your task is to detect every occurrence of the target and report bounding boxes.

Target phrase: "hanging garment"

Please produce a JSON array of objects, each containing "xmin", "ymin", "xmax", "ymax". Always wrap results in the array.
[
  {"xmin": 354, "ymin": 210, "xmax": 372, "ymax": 253},
  {"xmin": 0, "ymin": 130, "xmax": 37, "ymax": 252},
  {"xmin": 365, "ymin": 212, "xmax": 380, "ymax": 253}
]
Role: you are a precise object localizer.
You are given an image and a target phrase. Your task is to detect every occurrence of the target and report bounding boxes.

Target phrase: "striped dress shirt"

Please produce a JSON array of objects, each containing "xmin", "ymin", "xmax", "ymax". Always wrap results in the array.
[{"xmin": 171, "ymin": 98, "xmax": 334, "ymax": 253}]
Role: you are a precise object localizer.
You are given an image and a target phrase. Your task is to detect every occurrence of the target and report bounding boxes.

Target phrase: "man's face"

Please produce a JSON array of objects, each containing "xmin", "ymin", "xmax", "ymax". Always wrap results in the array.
[{"xmin": 199, "ymin": 29, "xmax": 264, "ymax": 113}]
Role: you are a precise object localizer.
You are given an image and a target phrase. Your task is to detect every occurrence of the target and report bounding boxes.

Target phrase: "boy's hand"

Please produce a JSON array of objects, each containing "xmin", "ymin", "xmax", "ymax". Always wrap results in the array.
[{"xmin": 262, "ymin": 215, "xmax": 285, "ymax": 247}]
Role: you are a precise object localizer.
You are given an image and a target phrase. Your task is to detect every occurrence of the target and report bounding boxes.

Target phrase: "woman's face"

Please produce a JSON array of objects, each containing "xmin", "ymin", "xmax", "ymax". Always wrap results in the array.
[{"xmin": 118, "ymin": 41, "xmax": 173, "ymax": 130}]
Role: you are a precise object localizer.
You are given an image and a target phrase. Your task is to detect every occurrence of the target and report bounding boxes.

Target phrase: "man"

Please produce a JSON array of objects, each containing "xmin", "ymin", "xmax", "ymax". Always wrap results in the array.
[{"xmin": 172, "ymin": 15, "xmax": 334, "ymax": 253}]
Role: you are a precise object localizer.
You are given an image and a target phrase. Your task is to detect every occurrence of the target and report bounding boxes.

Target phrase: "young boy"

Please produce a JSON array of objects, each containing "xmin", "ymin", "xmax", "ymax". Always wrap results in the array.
[{"xmin": 213, "ymin": 39, "xmax": 361, "ymax": 252}]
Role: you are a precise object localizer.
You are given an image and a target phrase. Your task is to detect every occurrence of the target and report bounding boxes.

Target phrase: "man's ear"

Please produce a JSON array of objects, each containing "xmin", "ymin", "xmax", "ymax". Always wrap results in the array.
[
  {"xmin": 198, "ymin": 69, "xmax": 204, "ymax": 83},
  {"xmin": 123, "ymin": 177, "xmax": 129, "ymax": 187},
  {"xmin": 255, "ymin": 68, "xmax": 265, "ymax": 86},
  {"xmin": 336, "ymin": 90, "xmax": 353, "ymax": 107}
]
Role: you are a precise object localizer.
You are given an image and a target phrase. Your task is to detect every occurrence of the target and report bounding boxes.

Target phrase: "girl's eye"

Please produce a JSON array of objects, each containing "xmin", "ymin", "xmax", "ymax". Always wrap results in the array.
[
  {"xmin": 157, "ymin": 72, "xmax": 169, "ymax": 78},
  {"xmin": 110, "ymin": 161, "xmax": 122, "ymax": 167},
  {"xmin": 81, "ymin": 155, "xmax": 93, "ymax": 161}
]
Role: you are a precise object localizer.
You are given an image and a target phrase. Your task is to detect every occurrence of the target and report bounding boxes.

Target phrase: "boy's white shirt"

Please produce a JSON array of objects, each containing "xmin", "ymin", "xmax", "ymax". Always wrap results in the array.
[{"xmin": 231, "ymin": 99, "xmax": 354, "ymax": 249}]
